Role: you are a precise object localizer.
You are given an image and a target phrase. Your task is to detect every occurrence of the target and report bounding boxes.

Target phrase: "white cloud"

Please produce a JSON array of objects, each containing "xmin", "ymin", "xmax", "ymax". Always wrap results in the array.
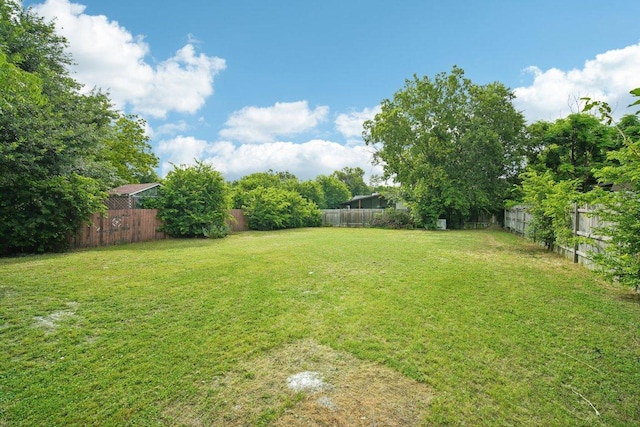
[
  {"xmin": 219, "ymin": 101, "xmax": 330, "ymax": 143},
  {"xmin": 514, "ymin": 43, "xmax": 640, "ymax": 122},
  {"xmin": 156, "ymin": 137, "xmax": 381, "ymax": 182},
  {"xmin": 157, "ymin": 136, "xmax": 210, "ymax": 176},
  {"xmin": 31, "ymin": 0, "xmax": 225, "ymax": 118},
  {"xmin": 335, "ymin": 106, "xmax": 381, "ymax": 143},
  {"xmin": 153, "ymin": 121, "xmax": 189, "ymax": 138}
]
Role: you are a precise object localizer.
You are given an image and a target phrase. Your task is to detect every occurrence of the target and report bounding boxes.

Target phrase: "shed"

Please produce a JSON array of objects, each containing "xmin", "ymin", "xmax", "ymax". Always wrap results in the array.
[
  {"xmin": 107, "ymin": 183, "xmax": 161, "ymax": 209},
  {"xmin": 340, "ymin": 193, "xmax": 395, "ymax": 209}
]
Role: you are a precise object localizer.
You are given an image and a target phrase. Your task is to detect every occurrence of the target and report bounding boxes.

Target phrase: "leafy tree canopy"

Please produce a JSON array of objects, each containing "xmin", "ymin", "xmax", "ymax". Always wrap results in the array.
[
  {"xmin": 331, "ymin": 166, "xmax": 371, "ymax": 197},
  {"xmin": 584, "ymin": 95, "xmax": 640, "ymax": 290},
  {"xmin": 315, "ymin": 175, "xmax": 352, "ymax": 208},
  {"xmin": 230, "ymin": 170, "xmax": 298, "ymax": 208},
  {"xmin": 364, "ymin": 66, "xmax": 527, "ymax": 228},
  {"xmin": 0, "ymin": 0, "xmax": 160, "ymax": 254},
  {"xmin": 101, "ymin": 114, "xmax": 160, "ymax": 184},
  {"xmin": 524, "ymin": 113, "xmax": 618, "ymax": 191},
  {"xmin": 243, "ymin": 186, "xmax": 321, "ymax": 231},
  {"xmin": 152, "ymin": 161, "xmax": 230, "ymax": 238}
]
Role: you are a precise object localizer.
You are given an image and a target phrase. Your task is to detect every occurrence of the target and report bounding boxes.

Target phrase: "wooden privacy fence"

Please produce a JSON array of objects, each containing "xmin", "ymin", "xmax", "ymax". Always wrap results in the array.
[
  {"xmin": 70, "ymin": 208, "xmax": 390, "ymax": 249},
  {"xmin": 228, "ymin": 209, "xmax": 248, "ymax": 232},
  {"xmin": 71, "ymin": 208, "xmax": 250, "ymax": 249},
  {"xmin": 71, "ymin": 209, "xmax": 165, "ymax": 249},
  {"xmin": 504, "ymin": 204, "xmax": 611, "ymax": 268},
  {"xmin": 321, "ymin": 209, "xmax": 385, "ymax": 227}
]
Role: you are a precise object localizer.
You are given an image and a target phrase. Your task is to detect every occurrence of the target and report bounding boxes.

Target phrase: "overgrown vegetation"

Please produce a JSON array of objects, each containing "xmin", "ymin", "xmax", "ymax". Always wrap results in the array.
[
  {"xmin": 371, "ymin": 208, "xmax": 415, "ymax": 229},
  {"xmin": 364, "ymin": 66, "xmax": 527, "ymax": 228},
  {"xmin": 150, "ymin": 161, "xmax": 231, "ymax": 238},
  {"xmin": 231, "ymin": 170, "xmax": 353, "ymax": 211},
  {"xmin": 243, "ymin": 186, "xmax": 321, "ymax": 230},
  {"xmin": 0, "ymin": 1, "xmax": 158, "ymax": 255},
  {"xmin": 1, "ymin": 228, "xmax": 638, "ymax": 425},
  {"xmin": 513, "ymin": 90, "xmax": 640, "ymax": 290},
  {"xmin": 584, "ymin": 94, "xmax": 640, "ymax": 290}
]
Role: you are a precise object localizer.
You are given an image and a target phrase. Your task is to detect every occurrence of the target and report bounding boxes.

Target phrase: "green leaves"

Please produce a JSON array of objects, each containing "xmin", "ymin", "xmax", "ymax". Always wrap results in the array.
[
  {"xmin": 243, "ymin": 186, "xmax": 321, "ymax": 231},
  {"xmin": 364, "ymin": 66, "xmax": 526, "ymax": 228},
  {"xmin": 331, "ymin": 166, "xmax": 371, "ymax": 196},
  {"xmin": 583, "ymin": 88, "xmax": 640, "ymax": 289},
  {"xmin": 101, "ymin": 114, "xmax": 159, "ymax": 184},
  {"xmin": 629, "ymin": 88, "xmax": 640, "ymax": 112},
  {"xmin": 315, "ymin": 175, "xmax": 351, "ymax": 209},
  {"xmin": 154, "ymin": 161, "xmax": 231, "ymax": 238},
  {"xmin": 0, "ymin": 1, "xmax": 163, "ymax": 254},
  {"xmin": 526, "ymin": 114, "xmax": 617, "ymax": 192}
]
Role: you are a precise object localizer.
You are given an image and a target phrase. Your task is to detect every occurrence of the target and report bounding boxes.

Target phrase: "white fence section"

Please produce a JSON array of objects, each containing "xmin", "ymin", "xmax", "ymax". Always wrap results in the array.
[{"xmin": 504, "ymin": 205, "xmax": 611, "ymax": 268}]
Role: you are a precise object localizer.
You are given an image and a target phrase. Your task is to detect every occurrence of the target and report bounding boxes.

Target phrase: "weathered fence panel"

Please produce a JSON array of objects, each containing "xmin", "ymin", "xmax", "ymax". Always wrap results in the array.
[
  {"xmin": 71, "ymin": 209, "xmax": 165, "ymax": 249},
  {"xmin": 503, "ymin": 205, "xmax": 533, "ymax": 236},
  {"xmin": 229, "ymin": 209, "xmax": 248, "ymax": 232},
  {"xmin": 321, "ymin": 209, "xmax": 385, "ymax": 227},
  {"xmin": 504, "ymin": 205, "xmax": 611, "ymax": 268}
]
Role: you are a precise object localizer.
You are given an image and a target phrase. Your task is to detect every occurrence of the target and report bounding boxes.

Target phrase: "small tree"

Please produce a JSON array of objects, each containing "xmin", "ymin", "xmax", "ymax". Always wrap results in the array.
[
  {"xmin": 230, "ymin": 170, "xmax": 297, "ymax": 209},
  {"xmin": 331, "ymin": 166, "xmax": 370, "ymax": 196},
  {"xmin": 153, "ymin": 161, "xmax": 230, "ymax": 238},
  {"xmin": 519, "ymin": 170, "xmax": 581, "ymax": 249},
  {"xmin": 316, "ymin": 175, "xmax": 351, "ymax": 208},
  {"xmin": 583, "ymin": 90, "xmax": 640, "ymax": 290},
  {"xmin": 243, "ymin": 187, "xmax": 321, "ymax": 231},
  {"xmin": 291, "ymin": 180, "xmax": 326, "ymax": 208}
]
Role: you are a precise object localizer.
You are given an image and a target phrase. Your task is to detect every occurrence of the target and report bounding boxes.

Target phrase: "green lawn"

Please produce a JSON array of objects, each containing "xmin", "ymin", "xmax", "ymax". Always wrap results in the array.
[{"xmin": 1, "ymin": 228, "xmax": 638, "ymax": 425}]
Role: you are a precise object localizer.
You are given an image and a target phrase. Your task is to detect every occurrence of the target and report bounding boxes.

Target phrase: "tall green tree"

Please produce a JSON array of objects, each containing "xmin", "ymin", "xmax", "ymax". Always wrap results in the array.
[
  {"xmin": 0, "ymin": 1, "xmax": 160, "ymax": 254},
  {"xmin": 291, "ymin": 180, "xmax": 326, "ymax": 208},
  {"xmin": 101, "ymin": 114, "xmax": 160, "ymax": 183},
  {"xmin": 363, "ymin": 66, "xmax": 526, "ymax": 228},
  {"xmin": 331, "ymin": 167, "xmax": 370, "ymax": 196},
  {"xmin": 525, "ymin": 114, "xmax": 618, "ymax": 191},
  {"xmin": 0, "ymin": 2, "xmax": 112, "ymax": 254},
  {"xmin": 315, "ymin": 175, "xmax": 351, "ymax": 208}
]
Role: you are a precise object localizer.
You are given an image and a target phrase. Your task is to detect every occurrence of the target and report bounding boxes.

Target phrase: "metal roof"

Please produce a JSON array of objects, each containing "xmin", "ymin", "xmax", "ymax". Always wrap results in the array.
[{"xmin": 108, "ymin": 183, "xmax": 161, "ymax": 196}]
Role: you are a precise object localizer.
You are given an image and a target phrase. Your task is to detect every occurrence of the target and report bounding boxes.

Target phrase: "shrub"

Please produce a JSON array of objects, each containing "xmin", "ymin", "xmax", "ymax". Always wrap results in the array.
[
  {"xmin": 243, "ymin": 187, "xmax": 321, "ymax": 231},
  {"xmin": 371, "ymin": 208, "xmax": 415, "ymax": 229},
  {"xmin": 153, "ymin": 161, "xmax": 230, "ymax": 238}
]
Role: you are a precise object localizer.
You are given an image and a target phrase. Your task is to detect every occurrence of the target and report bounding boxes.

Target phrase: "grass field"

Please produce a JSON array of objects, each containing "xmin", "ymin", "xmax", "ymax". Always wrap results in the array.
[{"xmin": 1, "ymin": 228, "xmax": 639, "ymax": 425}]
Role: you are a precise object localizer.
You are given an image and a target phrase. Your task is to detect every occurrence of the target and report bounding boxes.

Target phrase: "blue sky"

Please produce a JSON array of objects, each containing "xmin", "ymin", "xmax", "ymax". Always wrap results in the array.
[{"xmin": 23, "ymin": 0, "xmax": 640, "ymax": 182}]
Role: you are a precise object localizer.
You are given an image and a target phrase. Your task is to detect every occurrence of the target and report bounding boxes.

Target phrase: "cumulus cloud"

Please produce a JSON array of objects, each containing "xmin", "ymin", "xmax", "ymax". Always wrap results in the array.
[
  {"xmin": 153, "ymin": 120, "xmax": 189, "ymax": 138},
  {"xmin": 31, "ymin": 0, "xmax": 225, "ymax": 118},
  {"xmin": 514, "ymin": 43, "xmax": 640, "ymax": 122},
  {"xmin": 156, "ymin": 137, "xmax": 381, "ymax": 181},
  {"xmin": 219, "ymin": 101, "xmax": 330, "ymax": 143},
  {"xmin": 335, "ymin": 106, "xmax": 381, "ymax": 144},
  {"xmin": 156, "ymin": 136, "xmax": 210, "ymax": 176}
]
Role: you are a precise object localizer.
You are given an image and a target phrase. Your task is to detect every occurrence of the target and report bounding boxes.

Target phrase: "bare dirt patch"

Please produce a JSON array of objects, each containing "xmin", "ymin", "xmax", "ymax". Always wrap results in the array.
[
  {"xmin": 33, "ymin": 302, "xmax": 79, "ymax": 333},
  {"xmin": 202, "ymin": 339, "xmax": 433, "ymax": 426}
]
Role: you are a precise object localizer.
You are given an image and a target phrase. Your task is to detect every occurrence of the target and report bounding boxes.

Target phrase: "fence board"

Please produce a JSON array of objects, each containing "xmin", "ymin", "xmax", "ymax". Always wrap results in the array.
[
  {"xmin": 72, "ymin": 208, "xmax": 388, "ymax": 249},
  {"xmin": 321, "ymin": 209, "xmax": 385, "ymax": 227},
  {"xmin": 504, "ymin": 205, "xmax": 612, "ymax": 268},
  {"xmin": 71, "ymin": 209, "xmax": 165, "ymax": 249},
  {"xmin": 229, "ymin": 209, "xmax": 248, "ymax": 232}
]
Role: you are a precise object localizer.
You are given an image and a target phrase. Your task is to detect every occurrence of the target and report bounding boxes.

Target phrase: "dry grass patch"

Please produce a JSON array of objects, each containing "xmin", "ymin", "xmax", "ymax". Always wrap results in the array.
[{"xmin": 196, "ymin": 339, "xmax": 433, "ymax": 426}]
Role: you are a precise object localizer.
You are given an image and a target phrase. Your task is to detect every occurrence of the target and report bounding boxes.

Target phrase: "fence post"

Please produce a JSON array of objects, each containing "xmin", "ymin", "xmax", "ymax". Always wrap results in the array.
[{"xmin": 573, "ymin": 203, "xmax": 579, "ymax": 263}]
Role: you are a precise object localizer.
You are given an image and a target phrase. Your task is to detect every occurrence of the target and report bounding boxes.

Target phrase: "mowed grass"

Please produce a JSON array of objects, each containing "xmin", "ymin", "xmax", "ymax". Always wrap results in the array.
[{"xmin": 1, "ymin": 227, "xmax": 639, "ymax": 425}]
